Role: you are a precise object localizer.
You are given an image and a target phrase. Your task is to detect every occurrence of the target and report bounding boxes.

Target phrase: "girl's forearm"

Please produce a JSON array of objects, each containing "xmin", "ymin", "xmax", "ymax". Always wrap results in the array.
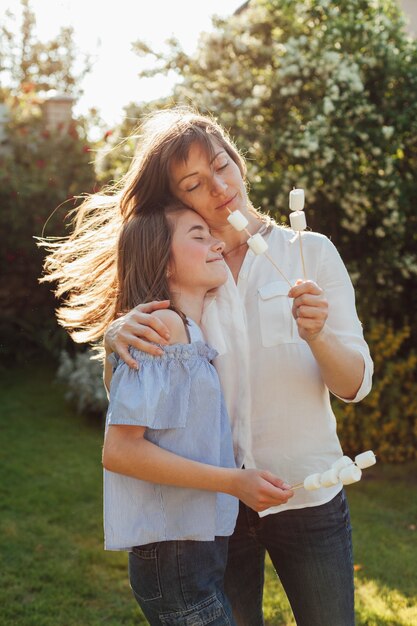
[
  {"xmin": 102, "ymin": 426, "xmax": 294, "ymax": 511},
  {"xmin": 102, "ymin": 430, "xmax": 237, "ymax": 495}
]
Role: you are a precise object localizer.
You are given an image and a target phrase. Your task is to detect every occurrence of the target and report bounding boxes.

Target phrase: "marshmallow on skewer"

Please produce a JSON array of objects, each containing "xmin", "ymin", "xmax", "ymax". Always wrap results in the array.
[
  {"xmin": 292, "ymin": 449, "xmax": 376, "ymax": 492},
  {"xmin": 303, "ymin": 473, "xmax": 322, "ymax": 491},
  {"xmin": 227, "ymin": 210, "xmax": 249, "ymax": 232},
  {"xmin": 289, "ymin": 189, "xmax": 307, "ymax": 231},
  {"xmin": 290, "ymin": 211, "xmax": 307, "ymax": 231},
  {"xmin": 226, "ymin": 208, "xmax": 268, "ymax": 256},
  {"xmin": 289, "ymin": 188, "xmax": 305, "ymax": 211},
  {"xmin": 354, "ymin": 450, "xmax": 376, "ymax": 469},
  {"xmin": 226, "ymin": 207, "xmax": 287, "ymax": 279},
  {"xmin": 320, "ymin": 468, "xmax": 340, "ymax": 488},
  {"xmin": 289, "ymin": 187, "xmax": 307, "ymax": 279},
  {"xmin": 331, "ymin": 456, "xmax": 353, "ymax": 475},
  {"xmin": 339, "ymin": 465, "xmax": 362, "ymax": 485},
  {"xmin": 247, "ymin": 233, "xmax": 268, "ymax": 255}
]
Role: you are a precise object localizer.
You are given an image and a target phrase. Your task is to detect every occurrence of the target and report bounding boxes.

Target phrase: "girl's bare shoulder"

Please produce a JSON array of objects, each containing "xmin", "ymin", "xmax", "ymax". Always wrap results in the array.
[{"xmin": 153, "ymin": 309, "xmax": 189, "ymax": 345}]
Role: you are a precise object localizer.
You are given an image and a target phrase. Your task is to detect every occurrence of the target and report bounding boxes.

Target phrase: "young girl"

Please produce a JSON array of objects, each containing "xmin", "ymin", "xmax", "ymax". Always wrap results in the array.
[{"xmin": 40, "ymin": 198, "xmax": 293, "ymax": 625}]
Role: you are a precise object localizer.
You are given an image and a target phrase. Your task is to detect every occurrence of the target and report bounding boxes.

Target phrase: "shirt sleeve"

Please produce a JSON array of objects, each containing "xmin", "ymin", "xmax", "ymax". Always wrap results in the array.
[
  {"xmin": 317, "ymin": 235, "xmax": 374, "ymax": 403},
  {"xmin": 106, "ymin": 355, "xmax": 191, "ymax": 429}
]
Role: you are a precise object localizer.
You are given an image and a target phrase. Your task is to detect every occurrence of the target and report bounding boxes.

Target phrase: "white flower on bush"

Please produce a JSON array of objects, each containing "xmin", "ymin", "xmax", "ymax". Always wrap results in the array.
[
  {"xmin": 57, "ymin": 350, "xmax": 108, "ymax": 415},
  {"xmin": 252, "ymin": 84, "xmax": 270, "ymax": 99},
  {"xmin": 382, "ymin": 126, "xmax": 395, "ymax": 139},
  {"xmin": 323, "ymin": 97, "xmax": 335, "ymax": 115}
]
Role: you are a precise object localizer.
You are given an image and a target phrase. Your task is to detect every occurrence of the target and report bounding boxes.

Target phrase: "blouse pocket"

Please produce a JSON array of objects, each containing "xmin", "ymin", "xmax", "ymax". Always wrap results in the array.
[{"xmin": 258, "ymin": 280, "xmax": 300, "ymax": 347}]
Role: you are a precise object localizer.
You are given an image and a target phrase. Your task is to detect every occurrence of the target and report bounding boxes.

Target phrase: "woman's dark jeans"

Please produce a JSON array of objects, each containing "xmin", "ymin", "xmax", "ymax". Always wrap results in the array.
[{"xmin": 224, "ymin": 490, "xmax": 355, "ymax": 626}]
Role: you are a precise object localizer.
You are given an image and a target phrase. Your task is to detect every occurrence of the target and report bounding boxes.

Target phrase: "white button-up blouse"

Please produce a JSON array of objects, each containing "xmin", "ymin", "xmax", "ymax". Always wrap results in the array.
[{"xmin": 201, "ymin": 222, "xmax": 373, "ymax": 516}]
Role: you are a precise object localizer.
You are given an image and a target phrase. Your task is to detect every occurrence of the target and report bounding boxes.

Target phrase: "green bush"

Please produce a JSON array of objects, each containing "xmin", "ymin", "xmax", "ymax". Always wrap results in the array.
[
  {"xmin": 0, "ymin": 92, "xmax": 96, "ymax": 360},
  {"xmin": 56, "ymin": 349, "xmax": 108, "ymax": 417},
  {"xmin": 334, "ymin": 320, "xmax": 417, "ymax": 462}
]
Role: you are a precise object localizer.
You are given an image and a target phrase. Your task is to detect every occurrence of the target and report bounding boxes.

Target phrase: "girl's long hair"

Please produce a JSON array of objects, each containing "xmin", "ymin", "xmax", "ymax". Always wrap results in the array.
[
  {"xmin": 38, "ymin": 105, "xmax": 246, "ymax": 346},
  {"xmin": 116, "ymin": 201, "xmax": 189, "ymax": 319}
]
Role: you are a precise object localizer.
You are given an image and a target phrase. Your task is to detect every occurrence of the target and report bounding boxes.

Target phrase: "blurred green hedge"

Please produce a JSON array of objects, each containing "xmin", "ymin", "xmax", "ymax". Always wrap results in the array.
[{"xmin": 0, "ymin": 93, "xmax": 96, "ymax": 362}]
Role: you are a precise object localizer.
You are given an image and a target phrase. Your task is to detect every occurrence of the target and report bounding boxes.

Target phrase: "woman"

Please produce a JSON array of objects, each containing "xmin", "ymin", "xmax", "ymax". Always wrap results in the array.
[
  {"xmin": 104, "ymin": 106, "xmax": 373, "ymax": 626},
  {"xmin": 40, "ymin": 191, "xmax": 293, "ymax": 623}
]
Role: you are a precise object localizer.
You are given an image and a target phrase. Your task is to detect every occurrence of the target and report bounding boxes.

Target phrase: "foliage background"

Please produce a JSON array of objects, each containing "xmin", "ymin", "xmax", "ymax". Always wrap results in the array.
[
  {"xmin": 98, "ymin": 0, "xmax": 417, "ymax": 461},
  {"xmin": 1, "ymin": 0, "xmax": 416, "ymax": 461},
  {"xmin": 0, "ymin": 0, "xmax": 95, "ymax": 360},
  {"xmin": 127, "ymin": 0, "xmax": 417, "ymax": 326},
  {"xmin": 0, "ymin": 94, "xmax": 95, "ymax": 360}
]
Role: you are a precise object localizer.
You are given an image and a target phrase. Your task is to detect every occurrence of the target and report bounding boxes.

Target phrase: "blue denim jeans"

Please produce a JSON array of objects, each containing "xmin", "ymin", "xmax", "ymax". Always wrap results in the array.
[
  {"xmin": 128, "ymin": 536, "xmax": 236, "ymax": 625},
  {"xmin": 224, "ymin": 490, "xmax": 354, "ymax": 626}
]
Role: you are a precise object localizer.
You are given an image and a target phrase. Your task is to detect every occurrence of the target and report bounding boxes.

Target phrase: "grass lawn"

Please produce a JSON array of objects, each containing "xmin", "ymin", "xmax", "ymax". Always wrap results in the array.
[{"xmin": 1, "ymin": 364, "xmax": 416, "ymax": 626}]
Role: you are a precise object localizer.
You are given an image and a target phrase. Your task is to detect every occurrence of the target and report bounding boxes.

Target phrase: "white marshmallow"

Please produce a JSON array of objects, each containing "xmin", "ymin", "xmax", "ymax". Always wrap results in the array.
[
  {"xmin": 339, "ymin": 465, "xmax": 362, "ymax": 485},
  {"xmin": 320, "ymin": 468, "xmax": 340, "ymax": 487},
  {"xmin": 354, "ymin": 450, "xmax": 376, "ymax": 469},
  {"xmin": 227, "ymin": 210, "xmax": 249, "ymax": 232},
  {"xmin": 331, "ymin": 456, "xmax": 353, "ymax": 475},
  {"xmin": 304, "ymin": 473, "xmax": 322, "ymax": 491},
  {"xmin": 289, "ymin": 211, "xmax": 307, "ymax": 231},
  {"xmin": 247, "ymin": 233, "xmax": 268, "ymax": 255},
  {"xmin": 289, "ymin": 188, "xmax": 305, "ymax": 211}
]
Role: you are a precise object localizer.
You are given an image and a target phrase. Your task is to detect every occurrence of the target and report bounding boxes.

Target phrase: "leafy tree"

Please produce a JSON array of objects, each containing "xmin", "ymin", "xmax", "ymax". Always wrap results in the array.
[
  {"xmin": 0, "ymin": 91, "xmax": 96, "ymax": 361},
  {"xmin": 129, "ymin": 0, "xmax": 417, "ymax": 330},
  {"xmin": 0, "ymin": 0, "xmax": 90, "ymax": 97},
  {"xmin": 0, "ymin": 0, "xmax": 98, "ymax": 362}
]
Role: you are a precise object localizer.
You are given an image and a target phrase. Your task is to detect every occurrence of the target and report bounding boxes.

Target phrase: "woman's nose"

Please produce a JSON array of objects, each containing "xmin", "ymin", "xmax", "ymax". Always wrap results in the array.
[
  {"xmin": 211, "ymin": 175, "xmax": 228, "ymax": 195},
  {"xmin": 212, "ymin": 239, "xmax": 225, "ymax": 253}
]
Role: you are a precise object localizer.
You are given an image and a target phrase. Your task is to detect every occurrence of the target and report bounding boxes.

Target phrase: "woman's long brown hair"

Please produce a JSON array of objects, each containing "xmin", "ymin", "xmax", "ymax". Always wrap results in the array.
[{"xmin": 38, "ymin": 105, "xmax": 246, "ymax": 348}]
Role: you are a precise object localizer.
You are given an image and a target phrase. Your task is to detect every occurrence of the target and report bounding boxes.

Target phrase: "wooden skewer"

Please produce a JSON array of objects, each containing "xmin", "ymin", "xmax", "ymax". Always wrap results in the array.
[
  {"xmin": 265, "ymin": 253, "xmax": 292, "ymax": 287},
  {"xmin": 298, "ymin": 232, "xmax": 307, "ymax": 280}
]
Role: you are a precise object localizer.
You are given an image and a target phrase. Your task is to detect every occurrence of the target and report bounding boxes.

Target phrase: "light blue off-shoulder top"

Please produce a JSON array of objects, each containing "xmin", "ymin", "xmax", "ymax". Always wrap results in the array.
[{"xmin": 103, "ymin": 318, "xmax": 239, "ymax": 551}]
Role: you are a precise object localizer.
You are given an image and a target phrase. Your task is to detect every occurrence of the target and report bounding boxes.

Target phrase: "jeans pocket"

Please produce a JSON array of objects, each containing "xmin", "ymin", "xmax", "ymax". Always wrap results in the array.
[
  {"xmin": 160, "ymin": 594, "xmax": 230, "ymax": 626},
  {"xmin": 129, "ymin": 543, "xmax": 162, "ymax": 601}
]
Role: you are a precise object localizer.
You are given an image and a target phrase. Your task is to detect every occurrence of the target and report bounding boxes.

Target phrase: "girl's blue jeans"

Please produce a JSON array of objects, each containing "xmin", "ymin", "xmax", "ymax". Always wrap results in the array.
[
  {"xmin": 224, "ymin": 490, "xmax": 355, "ymax": 626},
  {"xmin": 128, "ymin": 536, "xmax": 235, "ymax": 625}
]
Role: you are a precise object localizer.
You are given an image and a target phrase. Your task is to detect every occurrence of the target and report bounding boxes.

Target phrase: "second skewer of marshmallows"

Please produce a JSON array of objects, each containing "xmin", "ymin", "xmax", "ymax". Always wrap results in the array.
[
  {"xmin": 294, "ymin": 450, "xmax": 377, "ymax": 492},
  {"xmin": 226, "ymin": 206, "xmax": 292, "ymax": 285},
  {"xmin": 226, "ymin": 209, "xmax": 268, "ymax": 255}
]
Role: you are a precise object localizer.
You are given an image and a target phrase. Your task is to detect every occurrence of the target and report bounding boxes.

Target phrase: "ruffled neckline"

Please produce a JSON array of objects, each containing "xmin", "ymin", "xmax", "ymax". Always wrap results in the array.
[{"xmin": 108, "ymin": 340, "xmax": 218, "ymax": 368}]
